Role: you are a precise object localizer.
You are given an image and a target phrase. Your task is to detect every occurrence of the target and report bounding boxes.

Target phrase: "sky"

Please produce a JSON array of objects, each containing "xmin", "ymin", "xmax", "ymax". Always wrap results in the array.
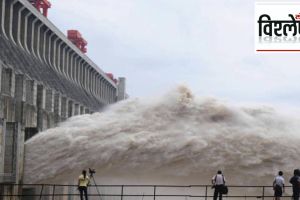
[{"xmin": 48, "ymin": 0, "xmax": 300, "ymax": 106}]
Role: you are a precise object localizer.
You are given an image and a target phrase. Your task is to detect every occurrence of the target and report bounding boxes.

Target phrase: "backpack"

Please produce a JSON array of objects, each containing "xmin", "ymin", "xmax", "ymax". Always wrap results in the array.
[{"xmin": 221, "ymin": 185, "xmax": 228, "ymax": 194}]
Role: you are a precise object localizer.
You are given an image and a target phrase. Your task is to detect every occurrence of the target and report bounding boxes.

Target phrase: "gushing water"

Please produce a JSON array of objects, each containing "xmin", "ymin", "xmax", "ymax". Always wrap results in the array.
[{"xmin": 24, "ymin": 86, "xmax": 300, "ymax": 186}]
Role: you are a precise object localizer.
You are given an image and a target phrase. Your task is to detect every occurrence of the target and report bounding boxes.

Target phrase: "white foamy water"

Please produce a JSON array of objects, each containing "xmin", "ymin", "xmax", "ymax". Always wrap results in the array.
[{"xmin": 24, "ymin": 86, "xmax": 300, "ymax": 186}]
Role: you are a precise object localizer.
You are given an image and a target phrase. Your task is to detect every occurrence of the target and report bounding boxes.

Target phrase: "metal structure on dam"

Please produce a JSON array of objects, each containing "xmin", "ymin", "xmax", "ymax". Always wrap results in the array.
[{"xmin": 0, "ymin": 0, "xmax": 127, "ymax": 197}]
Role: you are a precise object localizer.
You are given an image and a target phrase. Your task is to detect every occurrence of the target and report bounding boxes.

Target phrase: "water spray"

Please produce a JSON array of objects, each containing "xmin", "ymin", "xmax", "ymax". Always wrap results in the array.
[{"xmin": 24, "ymin": 86, "xmax": 300, "ymax": 186}]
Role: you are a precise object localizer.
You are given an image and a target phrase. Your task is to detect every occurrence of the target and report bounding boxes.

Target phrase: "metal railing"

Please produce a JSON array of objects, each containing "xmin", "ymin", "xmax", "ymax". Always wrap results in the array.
[{"xmin": 0, "ymin": 183, "xmax": 295, "ymax": 200}]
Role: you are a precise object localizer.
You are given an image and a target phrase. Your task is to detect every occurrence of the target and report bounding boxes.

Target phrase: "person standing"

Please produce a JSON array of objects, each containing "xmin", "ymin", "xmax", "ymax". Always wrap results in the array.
[
  {"xmin": 290, "ymin": 169, "xmax": 300, "ymax": 200},
  {"xmin": 212, "ymin": 170, "xmax": 226, "ymax": 200},
  {"xmin": 273, "ymin": 171, "xmax": 285, "ymax": 200},
  {"xmin": 78, "ymin": 170, "xmax": 90, "ymax": 200}
]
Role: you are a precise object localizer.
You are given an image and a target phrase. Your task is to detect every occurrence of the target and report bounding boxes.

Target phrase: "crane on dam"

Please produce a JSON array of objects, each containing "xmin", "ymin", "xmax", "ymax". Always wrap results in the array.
[
  {"xmin": 28, "ymin": 0, "xmax": 51, "ymax": 17},
  {"xmin": 67, "ymin": 30, "xmax": 88, "ymax": 53}
]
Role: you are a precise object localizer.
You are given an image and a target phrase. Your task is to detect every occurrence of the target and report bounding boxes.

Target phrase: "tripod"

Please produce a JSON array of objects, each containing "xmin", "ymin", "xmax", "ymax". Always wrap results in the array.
[{"xmin": 89, "ymin": 173, "xmax": 103, "ymax": 200}]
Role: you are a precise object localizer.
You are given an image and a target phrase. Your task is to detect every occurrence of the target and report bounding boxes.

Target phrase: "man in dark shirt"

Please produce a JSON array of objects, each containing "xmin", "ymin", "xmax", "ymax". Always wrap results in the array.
[{"xmin": 290, "ymin": 169, "xmax": 300, "ymax": 200}]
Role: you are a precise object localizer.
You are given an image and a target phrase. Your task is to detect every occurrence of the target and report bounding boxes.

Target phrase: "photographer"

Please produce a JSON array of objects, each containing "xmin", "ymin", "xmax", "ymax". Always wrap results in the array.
[{"xmin": 78, "ymin": 170, "xmax": 90, "ymax": 200}]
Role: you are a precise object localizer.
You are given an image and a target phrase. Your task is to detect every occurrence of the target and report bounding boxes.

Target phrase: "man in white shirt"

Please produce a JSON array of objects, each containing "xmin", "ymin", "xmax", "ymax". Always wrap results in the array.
[
  {"xmin": 273, "ymin": 171, "xmax": 285, "ymax": 200},
  {"xmin": 212, "ymin": 170, "xmax": 226, "ymax": 200}
]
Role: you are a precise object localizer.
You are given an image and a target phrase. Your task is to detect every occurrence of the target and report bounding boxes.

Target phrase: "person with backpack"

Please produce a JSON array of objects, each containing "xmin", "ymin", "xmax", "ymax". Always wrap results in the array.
[
  {"xmin": 290, "ymin": 169, "xmax": 300, "ymax": 200},
  {"xmin": 78, "ymin": 170, "xmax": 90, "ymax": 200},
  {"xmin": 211, "ymin": 170, "xmax": 226, "ymax": 200},
  {"xmin": 273, "ymin": 171, "xmax": 285, "ymax": 200}
]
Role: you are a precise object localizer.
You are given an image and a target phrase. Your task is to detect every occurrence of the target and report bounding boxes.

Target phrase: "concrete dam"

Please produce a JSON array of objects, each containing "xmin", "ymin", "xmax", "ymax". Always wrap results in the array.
[
  {"xmin": 2, "ymin": 0, "xmax": 300, "ymax": 200},
  {"xmin": 0, "ymin": 0, "xmax": 126, "ymax": 193}
]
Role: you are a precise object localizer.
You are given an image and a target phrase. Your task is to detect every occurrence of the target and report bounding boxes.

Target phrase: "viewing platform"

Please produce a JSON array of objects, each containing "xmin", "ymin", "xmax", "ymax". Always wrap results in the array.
[{"xmin": 0, "ymin": 183, "xmax": 294, "ymax": 200}]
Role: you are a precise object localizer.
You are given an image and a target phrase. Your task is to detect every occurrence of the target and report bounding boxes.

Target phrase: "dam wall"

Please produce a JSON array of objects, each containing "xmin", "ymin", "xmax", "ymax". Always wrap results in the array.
[{"xmin": 0, "ymin": 0, "xmax": 127, "ymax": 195}]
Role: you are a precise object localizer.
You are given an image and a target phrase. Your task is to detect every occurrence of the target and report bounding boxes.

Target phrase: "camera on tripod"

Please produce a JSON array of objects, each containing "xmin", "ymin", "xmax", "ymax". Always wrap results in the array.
[
  {"xmin": 89, "ymin": 168, "xmax": 96, "ymax": 177},
  {"xmin": 87, "ymin": 168, "xmax": 102, "ymax": 199}
]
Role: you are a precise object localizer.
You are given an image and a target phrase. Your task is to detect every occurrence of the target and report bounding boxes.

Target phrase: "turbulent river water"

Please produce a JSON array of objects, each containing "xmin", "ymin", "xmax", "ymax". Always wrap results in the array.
[{"xmin": 24, "ymin": 86, "xmax": 300, "ymax": 188}]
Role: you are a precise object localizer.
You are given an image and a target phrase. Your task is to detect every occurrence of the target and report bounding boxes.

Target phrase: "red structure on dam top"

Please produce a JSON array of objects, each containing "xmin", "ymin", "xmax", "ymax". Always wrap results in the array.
[
  {"xmin": 67, "ymin": 30, "xmax": 88, "ymax": 53},
  {"xmin": 106, "ymin": 73, "xmax": 118, "ymax": 84},
  {"xmin": 28, "ymin": 0, "xmax": 51, "ymax": 17}
]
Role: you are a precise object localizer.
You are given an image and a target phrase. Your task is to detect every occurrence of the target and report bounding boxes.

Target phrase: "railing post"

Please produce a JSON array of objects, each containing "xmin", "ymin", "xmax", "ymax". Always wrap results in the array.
[
  {"xmin": 121, "ymin": 185, "xmax": 124, "ymax": 200},
  {"xmin": 153, "ymin": 186, "xmax": 156, "ymax": 200},
  {"xmin": 39, "ymin": 184, "xmax": 44, "ymax": 200},
  {"xmin": 205, "ymin": 185, "xmax": 208, "ymax": 200},
  {"xmin": 9, "ymin": 185, "xmax": 12, "ymax": 200},
  {"xmin": 52, "ymin": 185, "xmax": 55, "ymax": 200},
  {"xmin": 262, "ymin": 186, "xmax": 265, "ymax": 200}
]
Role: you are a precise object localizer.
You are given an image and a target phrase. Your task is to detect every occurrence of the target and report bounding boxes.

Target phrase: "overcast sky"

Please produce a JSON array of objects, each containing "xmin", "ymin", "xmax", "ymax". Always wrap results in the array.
[{"xmin": 49, "ymin": 0, "xmax": 300, "ymax": 106}]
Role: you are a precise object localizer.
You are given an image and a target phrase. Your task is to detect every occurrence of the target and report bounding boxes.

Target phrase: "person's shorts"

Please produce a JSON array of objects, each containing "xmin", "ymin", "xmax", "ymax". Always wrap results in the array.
[{"xmin": 274, "ymin": 185, "xmax": 283, "ymax": 197}]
